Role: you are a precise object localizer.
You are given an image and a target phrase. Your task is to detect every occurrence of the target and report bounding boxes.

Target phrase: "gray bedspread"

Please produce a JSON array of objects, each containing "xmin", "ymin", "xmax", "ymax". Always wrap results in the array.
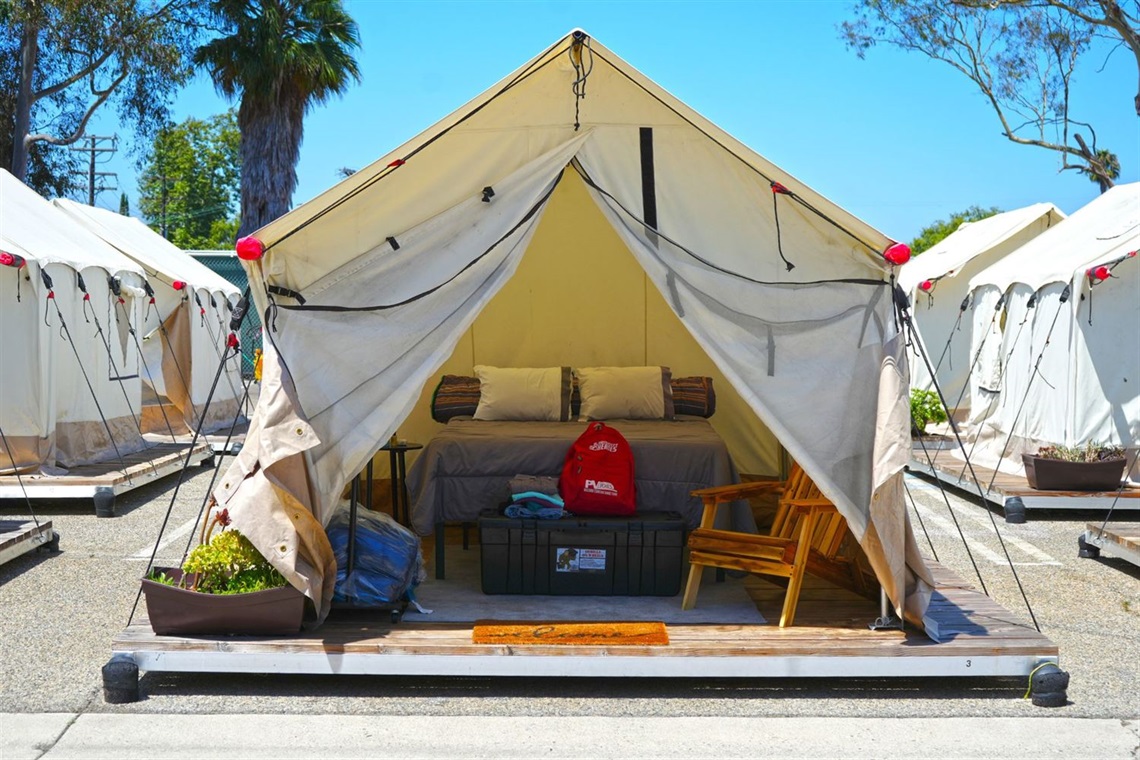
[{"xmin": 406, "ymin": 418, "xmax": 755, "ymax": 536}]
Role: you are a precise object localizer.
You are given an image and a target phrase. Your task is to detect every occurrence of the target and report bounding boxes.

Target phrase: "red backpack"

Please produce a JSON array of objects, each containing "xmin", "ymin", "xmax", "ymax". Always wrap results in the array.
[{"xmin": 560, "ymin": 422, "xmax": 636, "ymax": 516}]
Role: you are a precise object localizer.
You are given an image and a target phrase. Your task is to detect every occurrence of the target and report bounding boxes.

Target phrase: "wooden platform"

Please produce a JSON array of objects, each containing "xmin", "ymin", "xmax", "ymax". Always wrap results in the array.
[
  {"xmin": 0, "ymin": 443, "xmax": 213, "ymax": 514},
  {"xmin": 1081, "ymin": 523, "xmax": 1140, "ymax": 569},
  {"xmin": 0, "ymin": 518, "xmax": 57, "ymax": 566},
  {"xmin": 909, "ymin": 437, "xmax": 1139, "ymax": 520},
  {"xmin": 110, "ymin": 556, "xmax": 1057, "ymax": 681}
]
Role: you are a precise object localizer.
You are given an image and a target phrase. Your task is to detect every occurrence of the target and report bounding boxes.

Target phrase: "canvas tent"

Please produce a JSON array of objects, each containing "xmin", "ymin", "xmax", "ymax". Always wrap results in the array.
[
  {"xmin": 960, "ymin": 183, "xmax": 1139, "ymax": 478},
  {"xmin": 0, "ymin": 169, "xmax": 148, "ymax": 471},
  {"xmin": 53, "ymin": 200, "xmax": 244, "ymax": 435},
  {"xmin": 898, "ymin": 204, "xmax": 1064, "ymax": 415},
  {"xmin": 214, "ymin": 30, "xmax": 934, "ymax": 627}
]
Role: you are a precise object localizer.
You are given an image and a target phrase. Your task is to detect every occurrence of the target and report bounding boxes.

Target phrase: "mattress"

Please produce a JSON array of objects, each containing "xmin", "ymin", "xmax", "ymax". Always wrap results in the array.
[{"xmin": 405, "ymin": 417, "xmax": 755, "ymax": 536}]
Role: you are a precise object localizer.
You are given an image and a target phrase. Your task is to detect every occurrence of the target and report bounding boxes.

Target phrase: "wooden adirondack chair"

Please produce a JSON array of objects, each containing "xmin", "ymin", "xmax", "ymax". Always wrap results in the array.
[{"xmin": 681, "ymin": 463, "xmax": 872, "ymax": 627}]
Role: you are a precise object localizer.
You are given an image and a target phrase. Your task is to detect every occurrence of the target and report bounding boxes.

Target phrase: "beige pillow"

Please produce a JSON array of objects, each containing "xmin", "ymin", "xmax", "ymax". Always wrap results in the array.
[
  {"xmin": 575, "ymin": 366, "xmax": 674, "ymax": 420},
  {"xmin": 472, "ymin": 366, "xmax": 572, "ymax": 421}
]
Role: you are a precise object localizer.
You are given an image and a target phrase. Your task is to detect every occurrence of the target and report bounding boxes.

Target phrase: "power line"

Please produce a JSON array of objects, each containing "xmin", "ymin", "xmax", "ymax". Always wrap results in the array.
[{"xmin": 70, "ymin": 134, "xmax": 119, "ymax": 205}]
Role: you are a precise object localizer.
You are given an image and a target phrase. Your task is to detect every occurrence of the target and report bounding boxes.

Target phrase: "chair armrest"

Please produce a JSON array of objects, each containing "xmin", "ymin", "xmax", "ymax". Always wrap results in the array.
[{"xmin": 691, "ymin": 479, "xmax": 785, "ymax": 503}]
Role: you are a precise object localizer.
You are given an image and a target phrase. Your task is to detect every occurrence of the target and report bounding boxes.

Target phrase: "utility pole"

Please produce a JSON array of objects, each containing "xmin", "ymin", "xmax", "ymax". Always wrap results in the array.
[{"xmin": 70, "ymin": 134, "xmax": 119, "ymax": 205}]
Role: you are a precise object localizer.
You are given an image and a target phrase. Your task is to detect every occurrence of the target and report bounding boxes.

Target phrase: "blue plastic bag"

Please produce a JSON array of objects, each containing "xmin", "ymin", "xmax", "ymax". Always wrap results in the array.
[{"xmin": 326, "ymin": 501, "xmax": 425, "ymax": 607}]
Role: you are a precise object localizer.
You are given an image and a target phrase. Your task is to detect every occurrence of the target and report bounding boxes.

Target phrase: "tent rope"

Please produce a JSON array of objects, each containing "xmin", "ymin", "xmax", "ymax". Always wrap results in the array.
[
  {"xmin": 898, "ymin": 285, "xmax": 1041, "ymax": 631},
  {"xmin": 569, "ymin": 31, "xmax": 593, "ymax": 131},
  {"xmin": 127, "ymin": 288, "xmax": 252, "ymax": 626},
  {"xmin": 769, "ymin": 183, "xmax": 796, "ymax": 272},
  {"xmin": 979, "ymin": 287, "xmax": 1070, "ymax": 496},
  {"xmin": 1089, "ymin": 449, "xmax": 1139, "ymax": 541},
  {"xmin": 0, "ymin": 423, "xmax": 41, "ymax": 532},
  {"xmin": 76, "ymin": 277, "xmax": 153, "ymax": 467},
  {"xmin": 39, "ymin": 270, "xmax": 130, "ymax": 478},
  {"xmin": 113, "ymin": 294, "xmax": 181, "ymax": 445},
  {"xmin": 587, "ymin": 45, "xmax": 885, "ymax": 258},
  {"xmin": 950, "ymin": 292, "xmax": 1036, "ymax": 480},
  {"xmin": 921, "ymin": 292, "xmax": 1006, "ymax": 473},
  {"xmin": 195, "ymin": 291, "xmax": 243, "ymax": 403},
  {"xmin": 271, "ymin": 169, "xmax": 568, "ymax": 313},
  {"xmin": 573, "ymin": 162, "xmax": 884, "ymax": 289},
  {"xmin": 263, "ymin": 33, "xmax": 571, "ymax": 254},
  {"xmin": 903, "ymin": 476, "xmax": 938, "ymax": 562}
]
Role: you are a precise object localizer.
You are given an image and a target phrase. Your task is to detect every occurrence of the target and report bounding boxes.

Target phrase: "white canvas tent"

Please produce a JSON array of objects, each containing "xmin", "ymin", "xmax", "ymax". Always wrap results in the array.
[
  {"xmin": 0, "ymin": 170, "xmax": 148, "ymax": 471},
  {"xmin": 214, "ymin": 30, "xmax": 934, "ymax": 627},
  {"xmin": 53, "ymin": 200, "xmax": 244, "ymax": 435},
  {"xmin": 898, "ymin": 204, "xmax": 1064, "ymax": 415},
  {"xmin": 961, "ymin": 183, "xmax": 1140, "ymax": 477}
]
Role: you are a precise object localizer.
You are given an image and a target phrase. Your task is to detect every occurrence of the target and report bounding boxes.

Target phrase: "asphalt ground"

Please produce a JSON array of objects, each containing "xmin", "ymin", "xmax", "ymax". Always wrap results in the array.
[{"xmin": 2, "ymin": 463, "xmax": 1138, "ymax": 722}]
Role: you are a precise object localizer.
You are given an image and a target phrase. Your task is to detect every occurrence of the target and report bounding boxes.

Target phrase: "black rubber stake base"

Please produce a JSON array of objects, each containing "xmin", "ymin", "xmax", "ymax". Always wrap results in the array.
[
  {"xmin": 1029, "ymin": 663, "xmax": 1069, "ymax": 707},
  {"xmin": 102, "ymin": 656, "xmax": 139, "ymax": 704}
]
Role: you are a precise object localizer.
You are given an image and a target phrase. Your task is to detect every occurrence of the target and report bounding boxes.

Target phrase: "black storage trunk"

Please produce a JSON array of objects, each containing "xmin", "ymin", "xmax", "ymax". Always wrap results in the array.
[{"xmin": 478, "ymin": 511, "xmax": 685, "ymax": 596}]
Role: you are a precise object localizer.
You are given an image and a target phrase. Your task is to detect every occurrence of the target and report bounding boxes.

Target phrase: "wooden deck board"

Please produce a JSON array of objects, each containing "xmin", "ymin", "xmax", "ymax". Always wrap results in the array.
[
  {"xmin": 910, "ymin": 439, "xmax": 1138, "ymax": 514},
  {"xmin": 1082, "ymin": 522, "xmax": 1140, "ymax": 569},
  {"xmin": 111, "ymin": 556, "xmax": 1056, "ymax": 677},
  {"xmin": 0, "ymin": 443, "xmax": 211, "ymax": 502}
]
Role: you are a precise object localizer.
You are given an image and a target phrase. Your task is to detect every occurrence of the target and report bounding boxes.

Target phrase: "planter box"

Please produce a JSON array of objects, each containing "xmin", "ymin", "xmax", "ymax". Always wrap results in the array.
[
  {"xmin": 141, "ymin": 568, "xmax": 305, "ymax": 636},
  {"xmin": 1021, "ymin": 455, "xmax": 1127, "ymax": 492}
]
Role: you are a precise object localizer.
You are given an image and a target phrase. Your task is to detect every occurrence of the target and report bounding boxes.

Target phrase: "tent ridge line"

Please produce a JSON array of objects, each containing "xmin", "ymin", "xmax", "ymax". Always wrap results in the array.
[{"xmin": 263, "ymin": 35, "xmax": 575, "ymax": 255}]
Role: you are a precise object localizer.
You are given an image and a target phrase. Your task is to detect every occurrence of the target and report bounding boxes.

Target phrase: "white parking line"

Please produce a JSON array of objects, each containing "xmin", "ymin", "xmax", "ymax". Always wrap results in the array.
[
  {"xmin": 907, "ymin": 498, "xmax": 1063, "ymax": 567},
  {"xmin": 128, "ymin": 517, "xmax": 198, "ymax": 561}
]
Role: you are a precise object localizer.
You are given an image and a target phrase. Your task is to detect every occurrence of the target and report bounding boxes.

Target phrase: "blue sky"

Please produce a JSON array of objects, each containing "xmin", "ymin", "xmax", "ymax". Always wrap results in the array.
[{"xmin": 91, "ymin": 0, "xmax": 1138, "ymax": 245}]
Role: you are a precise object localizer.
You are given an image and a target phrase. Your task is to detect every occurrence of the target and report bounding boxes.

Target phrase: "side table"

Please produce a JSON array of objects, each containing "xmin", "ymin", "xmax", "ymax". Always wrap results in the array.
[{"xmin": 380, "ymin": 441, "xmax": 422, "ymax": 526}]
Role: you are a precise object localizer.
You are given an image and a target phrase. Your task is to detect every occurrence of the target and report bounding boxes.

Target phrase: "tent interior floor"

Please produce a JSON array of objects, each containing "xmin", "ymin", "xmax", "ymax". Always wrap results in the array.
[{"xmin": 111, "ymin": 526, "xmax": 1058, "ymax": 682}]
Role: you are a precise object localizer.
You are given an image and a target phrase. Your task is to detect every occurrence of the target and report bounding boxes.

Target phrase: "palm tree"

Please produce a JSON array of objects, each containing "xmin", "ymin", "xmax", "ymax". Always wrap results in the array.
[
  {"xmin": 194, "ymin": 0, "xmax": 361, "ymax": 238},
  {"xmin": 1077, "ymin": 149, "xmax": 1121, "ymax": 194}
]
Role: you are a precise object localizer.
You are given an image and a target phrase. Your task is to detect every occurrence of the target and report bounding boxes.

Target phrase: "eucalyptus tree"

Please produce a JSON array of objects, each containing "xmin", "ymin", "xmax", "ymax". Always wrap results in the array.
[
  {"xmin": 2, "ymin": 0, "xmax": 204, "ymax": 190},
  {"xmin": 842, "ymin": 0, "xmax": 1136, "ymax": 192}
]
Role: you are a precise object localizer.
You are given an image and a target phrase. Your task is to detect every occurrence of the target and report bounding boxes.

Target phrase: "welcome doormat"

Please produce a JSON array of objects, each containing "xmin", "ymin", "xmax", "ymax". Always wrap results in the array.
[{"xmin": 472, "ymin": 620, "xmax": 669, "ymax": 646}]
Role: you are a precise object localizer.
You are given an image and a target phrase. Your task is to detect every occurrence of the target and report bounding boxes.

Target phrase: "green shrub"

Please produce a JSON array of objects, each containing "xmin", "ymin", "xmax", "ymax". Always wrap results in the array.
[
  {"xmin": 147, "ymin": 508, "xmax": 287, "ymax": 595},
  {"xmin": 1036, "ymin": 442, "xmax": 1124, "ymax": 463},
  {"xmin": 910, "ymin": 388, "xmax": 947, "ymax": 435}
]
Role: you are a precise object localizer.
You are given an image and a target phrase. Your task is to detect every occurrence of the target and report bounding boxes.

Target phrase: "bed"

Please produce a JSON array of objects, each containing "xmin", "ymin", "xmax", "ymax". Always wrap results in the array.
[{"xmin": 405, "ymin": 416, "xmax": 756, "ymax": 538}]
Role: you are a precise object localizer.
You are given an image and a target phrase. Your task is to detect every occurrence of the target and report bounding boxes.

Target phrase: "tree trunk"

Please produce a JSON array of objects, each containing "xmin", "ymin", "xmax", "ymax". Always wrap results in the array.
[
  {"xmin": 236, "ymin": 90, "xmax": 303, "ymax": 240},
  {"xmin": 11, "ymin": 19, "xmax": 39, "ymax": 182}
]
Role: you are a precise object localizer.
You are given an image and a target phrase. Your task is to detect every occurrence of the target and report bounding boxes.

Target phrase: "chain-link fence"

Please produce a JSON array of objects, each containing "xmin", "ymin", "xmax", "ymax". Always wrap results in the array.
[{"xmin": 189, "ymin": 252, "xmax": 262, "ymax": 379}]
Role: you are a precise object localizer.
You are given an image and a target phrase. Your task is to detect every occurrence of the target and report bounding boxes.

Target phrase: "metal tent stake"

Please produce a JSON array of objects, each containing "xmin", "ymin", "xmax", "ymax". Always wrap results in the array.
[{"xmin": 869, "ymin": 588, "xmax": 902, "ymax": 631}]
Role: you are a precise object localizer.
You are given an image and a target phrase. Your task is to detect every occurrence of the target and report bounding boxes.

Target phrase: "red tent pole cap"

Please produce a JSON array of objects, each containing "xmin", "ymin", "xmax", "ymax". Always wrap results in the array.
[
  {"xmin": 235, "ymin": 236, "xmax": 265, "ymax": 261},
  {"xmin": 770, "ymin": 181, "xmax": 791, "ymax": 195},
  {"xmin": 226, "ymin": 332, "xmax": 239, "ymax": 349},
  {"xmin": 884, "ymin": 242, "xmax": 911, "ymax": 266},
  {"xmin": 0, "ymin": 251, "xmax": 26, "ymax": 268},
  {"xmin": 1088, "ymin": 265, "xmax": 1111, "ymax": 282},
  {"xmin": 919, "ymin": 279, "xmax": 934, "ymax": 292},
  {"xmin": 172, "ymin": 280, "xmax": 186, "ymax": 291},
  {"xmin": 388, "ymin": 159, "xmax": 406, "ymax": 168}
]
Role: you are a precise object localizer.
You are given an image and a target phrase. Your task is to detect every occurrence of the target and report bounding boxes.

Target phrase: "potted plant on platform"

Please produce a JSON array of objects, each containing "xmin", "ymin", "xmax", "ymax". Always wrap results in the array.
[
  {"xmin": 1022, "ymin": 442, "xmax": 1128, "ymax": 491},
  {"xmin": 910, "ymin": 389, "xmax": 948, "ymax": 437},
  {"xmin": 140, "ymin": 507, "xmax": 305, "ymax": 636}
]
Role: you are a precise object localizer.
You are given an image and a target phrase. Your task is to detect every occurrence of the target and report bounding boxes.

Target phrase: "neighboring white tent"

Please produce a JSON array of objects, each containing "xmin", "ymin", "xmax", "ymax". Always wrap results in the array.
[
  {"xmin": 0, "ymin": 170, "xmax": 148, "ymax": 470},
  {"xmin": 53, "ymin": 200, "xmax": 244, "ymax": 435},
  {"xmin": 961, "ymin": 183, "xmax": 1140, "ymax": 476},
  {"xmin": 898, "ymin": 204, "xmax": 1064, "ymax": 415},
  {"xmin": 213, "ymin": 31, "xmax": 935, "ymax": 628}
]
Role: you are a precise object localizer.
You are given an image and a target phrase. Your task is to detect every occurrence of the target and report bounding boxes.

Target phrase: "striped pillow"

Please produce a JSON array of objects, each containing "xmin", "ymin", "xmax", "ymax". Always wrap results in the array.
[
  {"xmin": 670, "ymin": 376, "xmax": 716, "ymax": 418},
  {"xmin": 430, "ymin": 375, "xmax": 481, "ymax": 422}
]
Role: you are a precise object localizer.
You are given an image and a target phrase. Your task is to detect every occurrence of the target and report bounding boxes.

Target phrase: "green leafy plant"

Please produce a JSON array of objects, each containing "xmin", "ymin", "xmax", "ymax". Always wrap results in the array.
[
  {"xmin": 147, "ymin": 508, "xmax": 287, "ymax": 595},
  {"xmin": 910, "ymin": 389, "xmax": 948, "ymax": 435},
  {"xmin": 1035, "ymin": 442, "xmax": 1124, "ymax": 463}
]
